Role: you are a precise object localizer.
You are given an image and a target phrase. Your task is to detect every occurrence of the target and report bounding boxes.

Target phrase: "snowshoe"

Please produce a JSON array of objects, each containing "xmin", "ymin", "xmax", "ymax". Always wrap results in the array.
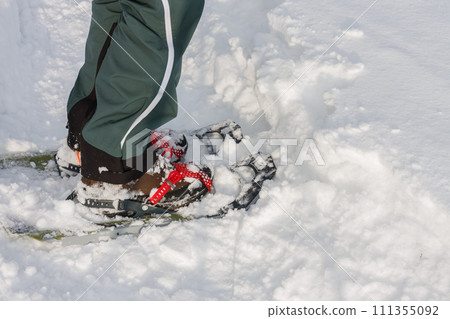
[
  {"xmin": 5, "ymin": 153, "xmax": 276, "ymax": 245},
  {"xmin": 69, "ymin": 152, "xmax": 275, "ymax": 219},
  {"xmin": 0, "ymin": 152, "xmax": 55, "ymax": 171}
]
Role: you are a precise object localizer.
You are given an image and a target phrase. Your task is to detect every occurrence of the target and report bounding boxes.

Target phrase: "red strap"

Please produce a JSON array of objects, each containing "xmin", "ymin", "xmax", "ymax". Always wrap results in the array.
[
  {"xmin": 149, "ymin": 170, "xmax": 183, "ymax": 205},
  {"xmin": 148, "ymin": 163, "xmax": 213, "ymax": 205},
  {"xmin": 150, "ymin": 131, "xmax": 184, "ymax": 160},
  {"xmin": 173, "ymin": 163, "xmax": 213, "ymax": 192}
]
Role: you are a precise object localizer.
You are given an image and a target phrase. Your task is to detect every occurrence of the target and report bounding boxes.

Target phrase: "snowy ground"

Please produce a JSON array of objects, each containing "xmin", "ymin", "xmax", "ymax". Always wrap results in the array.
[{"xmin": 1, "ymin": 0, "xmax": 450, "ymax": 300}]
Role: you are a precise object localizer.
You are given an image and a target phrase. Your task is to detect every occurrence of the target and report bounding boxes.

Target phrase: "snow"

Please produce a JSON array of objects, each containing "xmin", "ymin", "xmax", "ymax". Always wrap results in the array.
[{"xmin": 1, "ymin": 0, "xmax": 450, "ymax": 300}]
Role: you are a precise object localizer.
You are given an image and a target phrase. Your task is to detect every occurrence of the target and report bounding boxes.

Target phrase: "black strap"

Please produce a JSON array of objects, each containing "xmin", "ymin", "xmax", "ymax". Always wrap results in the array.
[{"xmin": 82, "ymin": 197, "xmax": 176, "ymax": 218}]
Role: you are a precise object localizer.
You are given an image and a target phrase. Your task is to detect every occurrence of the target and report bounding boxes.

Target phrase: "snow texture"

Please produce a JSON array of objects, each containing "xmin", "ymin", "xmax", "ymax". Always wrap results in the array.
[{"xmin": 0, "ymin": 0, "xmax": 449, "ymax": 300}]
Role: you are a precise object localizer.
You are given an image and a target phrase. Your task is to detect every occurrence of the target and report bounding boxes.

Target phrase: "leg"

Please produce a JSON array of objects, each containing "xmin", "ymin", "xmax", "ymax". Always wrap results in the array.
[
  {"xmin": 80, "ymin": 0, "xmax": 205, "ymax": 183},
  {"xmin": 67, "ymin": 0, "xmax": 122, "ymax": 151}
]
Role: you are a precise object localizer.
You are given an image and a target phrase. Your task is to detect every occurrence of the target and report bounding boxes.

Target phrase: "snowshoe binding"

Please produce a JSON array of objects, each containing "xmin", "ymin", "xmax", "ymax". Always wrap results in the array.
[{"xmin": 70, "ymin": 155, "xmax": 214, "ymax": 218}]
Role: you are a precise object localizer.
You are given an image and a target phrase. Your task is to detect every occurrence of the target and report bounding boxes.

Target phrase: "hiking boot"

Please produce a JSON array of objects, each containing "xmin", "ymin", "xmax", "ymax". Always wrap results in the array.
[
  {"xmin": 74, "ymin": 155, "xmax": 213, "ymax": 216},
  {"xmin": 56, "ymin": 129, "xmax": 187, "ymax": 178}
]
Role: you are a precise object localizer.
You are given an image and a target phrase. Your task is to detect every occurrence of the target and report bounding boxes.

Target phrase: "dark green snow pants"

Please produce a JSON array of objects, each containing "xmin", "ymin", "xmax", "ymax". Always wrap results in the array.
[{"xmin": 67, "ymin": 0, "xmax": 204, "ymax": 183}]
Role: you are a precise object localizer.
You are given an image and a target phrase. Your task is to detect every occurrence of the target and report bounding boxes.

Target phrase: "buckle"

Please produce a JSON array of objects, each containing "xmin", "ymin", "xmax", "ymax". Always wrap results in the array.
[{"xmin": 166, "ymin": 170, "xmax": 182, "ymax": 189}]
